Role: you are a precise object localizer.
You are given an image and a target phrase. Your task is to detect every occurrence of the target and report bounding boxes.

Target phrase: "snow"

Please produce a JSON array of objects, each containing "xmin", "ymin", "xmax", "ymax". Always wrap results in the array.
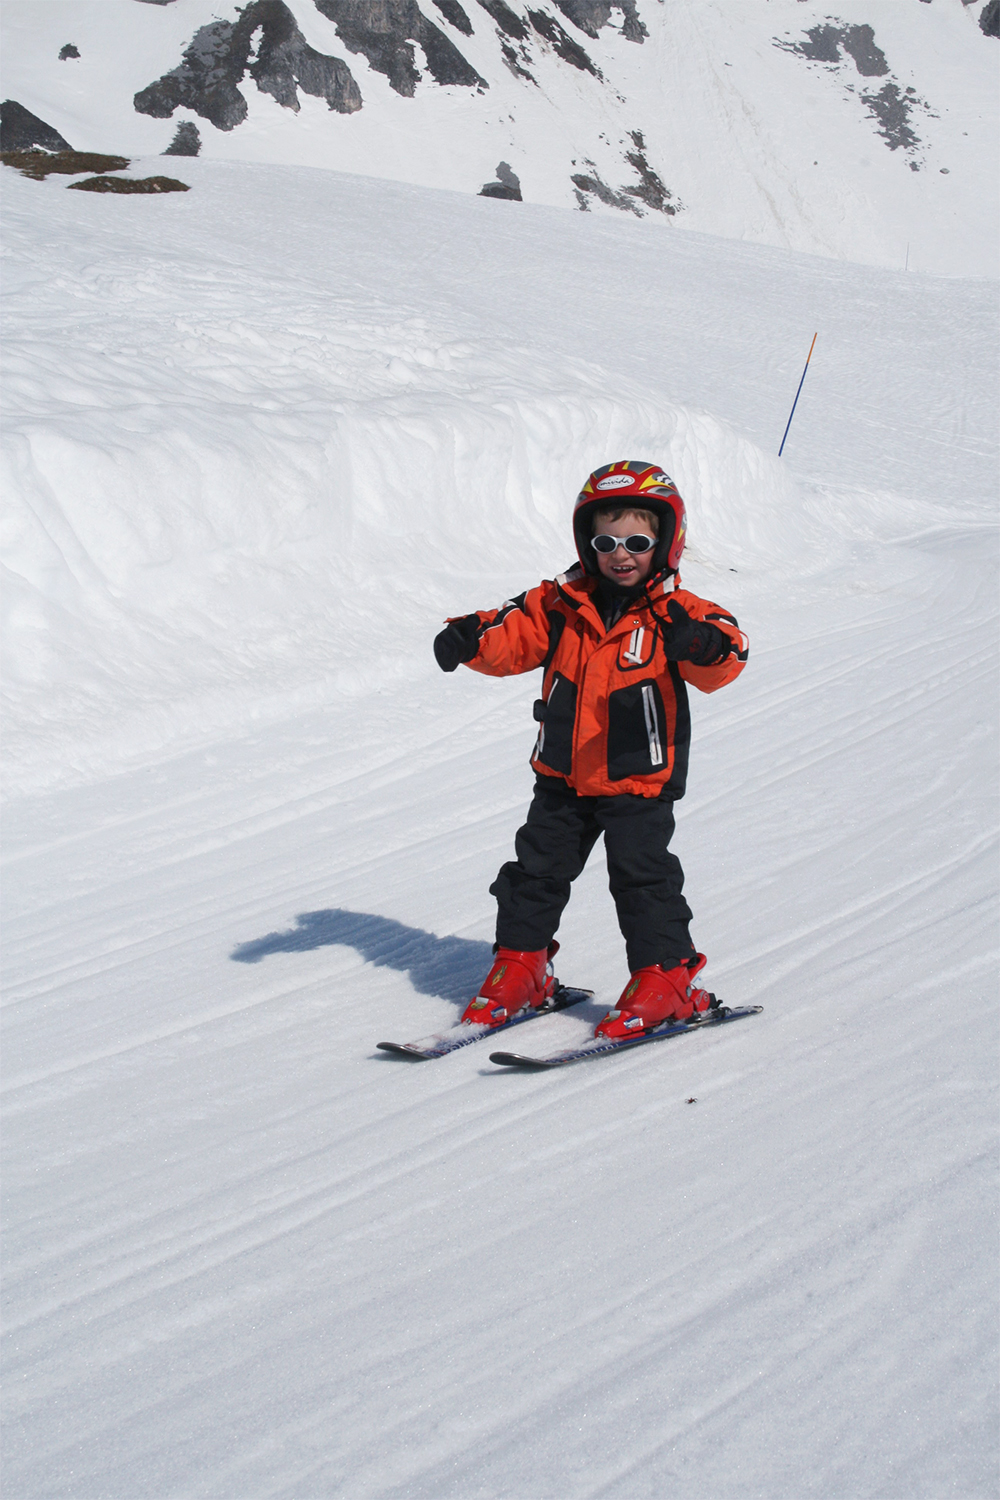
[{"xmin": 2, "ymin": 155, "xmax": 998, "ymax": 1497}]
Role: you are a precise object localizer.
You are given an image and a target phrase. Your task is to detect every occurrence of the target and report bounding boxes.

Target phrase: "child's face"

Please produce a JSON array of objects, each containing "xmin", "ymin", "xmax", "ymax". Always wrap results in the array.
[{"xmin": 592, "ymin": 513, "xmax": 657, "ymax": 587}]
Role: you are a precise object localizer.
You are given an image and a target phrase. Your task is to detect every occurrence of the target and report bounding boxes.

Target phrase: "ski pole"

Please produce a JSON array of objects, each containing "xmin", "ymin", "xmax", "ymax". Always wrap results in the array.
[{"xmin": 778, "ymin": 332, "xmax": 817, "ymax": 457}]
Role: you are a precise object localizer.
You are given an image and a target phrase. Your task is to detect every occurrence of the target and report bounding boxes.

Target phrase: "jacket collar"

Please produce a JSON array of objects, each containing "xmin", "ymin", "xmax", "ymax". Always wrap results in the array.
[{"xmin": 553, "ymin": 565, "xmax": 681, "ymax": 634}]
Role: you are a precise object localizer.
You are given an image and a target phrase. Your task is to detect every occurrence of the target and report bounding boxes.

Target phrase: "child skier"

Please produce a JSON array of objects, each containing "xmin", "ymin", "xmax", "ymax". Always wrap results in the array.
[{"xmin": 433, "ymin": 460, "xmax": 748, "ymax": 1039}]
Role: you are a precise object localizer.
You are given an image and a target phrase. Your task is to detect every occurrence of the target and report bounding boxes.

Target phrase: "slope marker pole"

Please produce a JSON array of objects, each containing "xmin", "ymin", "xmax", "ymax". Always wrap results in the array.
[{"xmin": 778, "ymin": 332, "xmax": 817, "ymax": 457}]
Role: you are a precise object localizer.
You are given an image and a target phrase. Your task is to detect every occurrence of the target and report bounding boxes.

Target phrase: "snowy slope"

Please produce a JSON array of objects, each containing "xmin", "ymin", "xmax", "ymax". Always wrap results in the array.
[
  {"xmin": 2, "ymin": 157, "xmax": 997, "ymax": 1498},
  {"xmin": 2, "ymin": 0, "xmax": 998, "ymax": 274}
]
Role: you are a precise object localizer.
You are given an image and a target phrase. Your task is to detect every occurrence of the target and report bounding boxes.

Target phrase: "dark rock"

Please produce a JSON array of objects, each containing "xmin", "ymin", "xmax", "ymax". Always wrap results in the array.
[
  {"xmin": 476, "ymin": 0, "xmax": 536, "ymax": 81},
  {"xmin": 315, "ymin": 0, "xmax": 485, "ymax": 97},
  {"xmin": 777, "ymin": 21, "xmax": 929, "ymax": 159},
  {"xmin": 622, "ymin": 129, "xmax": 678, "ymax": 214},
  {"xmin": 419, "ymin": 14, "xmax": 486, "ymax": 85},
  {"xmin": 479, "ymin": 160, "xmax": 521, "ymax": 198},
  {"xmin": 135, "ymin": 0, "xmax": 363, "ymax": 131},
  {"xmin": 528, "ymin": 10, "xmax": 599, "ymax": 74},
  {"xmin": 433, "ymin": 0, "xmax": 473, "ymax": 35},
  {"xmin": 572, "ymin": 136, "xmax": 680, "ymax": 217},
  {"xmin": 476, "ymin": 0, "xmax": 528, "ymax": 41},
  {"xmin": 253, "ymin": 1, "xmax": 365, "ymax": 108},
  {"xmin": 780, "ymin": 23, "xmax": 889, "ymax": 77},
  {"xmin": 550, "ymin": 0, "xmax": 607, "ymax": 38},
  {"xmin": 163, "ymin": 120, "xmax": 201, "ymax": 155},
  {"xmin": 618, "ymin": 0, "xmax": 647, "ymax": 44},
  {"xmin": 552, "ymin": 0, "xmax": 645, "ymax": 44},
  {"xmin": 0, "ymin": 100, "xmax": 72, "ymax": 153},
  {"xmin": 68, "ymin": 174, "xmax": 190, "ymax": 193},
  {"xmin": 571, "ymin": 167, "xmax": 641, "ymax": 214},
  {"xmin": 981, "ymin": 0, "xmax": 999, "ymax": 37},
  {"xmin": 499, "ymin": 39, "xmax": 535, "ymax": 81},
  {"xmin": 135, "ymin": 20, "xmax": 252, "ymax": 130},
  {"xmin": 860, "ymin": 81, "xmax": 922, "ymax": 152},
  {"xmin": 59, "ymin": 44, "xmax": 81, "ymax": 61}
]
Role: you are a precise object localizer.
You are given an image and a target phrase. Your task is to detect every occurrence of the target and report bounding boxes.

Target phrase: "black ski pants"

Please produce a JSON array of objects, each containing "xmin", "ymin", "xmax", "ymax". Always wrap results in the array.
[{"xmin": 490, "ymin": 774, "xmax": 695, "ymax": 973}]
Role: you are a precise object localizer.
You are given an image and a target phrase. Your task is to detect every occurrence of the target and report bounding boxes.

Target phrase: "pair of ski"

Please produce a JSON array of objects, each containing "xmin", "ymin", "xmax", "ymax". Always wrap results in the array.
[{"xmin": 377, "ymin": 983, "xmax": 762, "ymax": 1069}]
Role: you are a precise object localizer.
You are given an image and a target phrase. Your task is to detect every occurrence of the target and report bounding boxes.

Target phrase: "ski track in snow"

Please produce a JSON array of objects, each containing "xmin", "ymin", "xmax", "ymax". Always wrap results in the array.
[{"xmin": 2, "ymin": 162, "xmax": 998, "ymax": 1498}]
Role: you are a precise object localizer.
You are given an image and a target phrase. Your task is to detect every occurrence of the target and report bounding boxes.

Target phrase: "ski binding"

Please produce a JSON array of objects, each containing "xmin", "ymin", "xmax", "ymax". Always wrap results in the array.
[
  {"xmin": 489, "ymin": 1003, "xmax": 763, "ymax": 1069},
  {"xmin": 377, "ymin": 984, "xmax": 594, "ymax": 1060}
]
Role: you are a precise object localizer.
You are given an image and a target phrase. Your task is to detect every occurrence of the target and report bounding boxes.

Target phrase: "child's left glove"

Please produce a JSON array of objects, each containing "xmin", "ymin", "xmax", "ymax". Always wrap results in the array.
[
  {"xmin": 660, "ymin": 599, "xmax": 730, "ymax": 665},
  {"xmin": 434, "ymin": 614, "xmax": 482, "ymax": 672}
]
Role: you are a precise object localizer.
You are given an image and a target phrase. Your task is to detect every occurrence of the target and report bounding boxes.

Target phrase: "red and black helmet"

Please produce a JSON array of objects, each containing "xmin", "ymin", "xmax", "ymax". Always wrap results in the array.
[{"xmin": 573, "ymin": 460, "xmax": 687, "ymax": 578}]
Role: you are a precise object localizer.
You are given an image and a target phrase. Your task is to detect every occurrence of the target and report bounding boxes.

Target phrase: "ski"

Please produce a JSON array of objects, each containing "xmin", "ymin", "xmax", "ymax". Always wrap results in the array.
[
  {"xmin": 489, "ymin": 1003, "xmax": 763, "ymax": 1069},
  {"xmin": 376, "ymin": 984, "xmax": 594, "ymax": 1060}
]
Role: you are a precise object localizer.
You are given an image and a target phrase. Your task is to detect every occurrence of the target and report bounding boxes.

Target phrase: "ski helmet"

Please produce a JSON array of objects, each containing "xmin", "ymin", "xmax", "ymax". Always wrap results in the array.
[{"xmin": 573, "ymin": 461, "xmax": 687, "ymax": 577}]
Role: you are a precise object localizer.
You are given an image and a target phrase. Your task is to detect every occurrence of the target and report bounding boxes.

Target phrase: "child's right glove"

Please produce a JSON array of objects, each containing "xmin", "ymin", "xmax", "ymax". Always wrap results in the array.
[
  {"xmin": 660, "ymin": 598, "xmax": 730, "ymax": 665},
  {"xmin": 434, "ymin": 614, "xmax": 482, "ymax": 672}
]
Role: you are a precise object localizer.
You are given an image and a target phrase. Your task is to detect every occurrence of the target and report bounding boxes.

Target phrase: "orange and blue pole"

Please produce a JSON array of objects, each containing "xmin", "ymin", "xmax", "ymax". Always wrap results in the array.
[{"xmin": 778, "ymin": 333, "xmax": 818, "ymax": 457}]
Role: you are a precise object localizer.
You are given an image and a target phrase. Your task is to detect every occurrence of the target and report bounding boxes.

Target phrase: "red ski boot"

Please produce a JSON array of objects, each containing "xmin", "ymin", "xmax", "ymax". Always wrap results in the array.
[
  {"xmin": 461, "ymin": 942, "xmax": 560, "ymax": 1028},
  {"xmin": 594, "ymin": 954, "xmax": 715, "ymax": 1040}
]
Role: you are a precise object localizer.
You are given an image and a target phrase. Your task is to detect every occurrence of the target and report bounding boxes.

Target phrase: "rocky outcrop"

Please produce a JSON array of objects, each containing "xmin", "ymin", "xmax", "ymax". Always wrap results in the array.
[
  {"xmin": 479, "ymin": 160, "xmax": 521, "ymax": 198},
  {"xmin": 433, "ymin": 0, "xmax": 474, "ymax": 35},
  {"xmin": 572, "ymin": 166, "xmax": 636, "ymax": 214},
  {"xmin": 860, "ymin": 82, "xmax": 923, "ymax": 154},
  {"xmin": 780, "ymin": 22, "xmax": 888, "ymax": 76},
  {"xmin": 527, "ymin": 10, "xmax": 599, "ymax": 75},
  {"xmin": 134, "ymin": 0, "xmax": 363, "ymax": 131},
  {"xmin": 622, "ymin": 130, "xmax": 677, "ymax": 214},
  {"xmin": 981, "ymin": 0, "xmax": 999, "ymax": 37},
  {"xmin": 552, "ymin": 0, "xmax": 645, "ymax": 44},
  {"xmin": 314, "ymin": 0, "xmax": 486, "ymax": 97},
  {"xmin": 477, "ymin": 0, "xmax": 527, "ymax": 39},
  {"xmin": 0, "ymin": 100, "xmax": 72, "ymax": 152},
  {"xmin": 777, "ymin": 19, "xmax": 931, "ymax": 164},
  {"xmin": 572, "ymin": 132, "xmax": 678, "ymax": 216},
  {"xmin": 476, "ymin": 0, "xmax": 536, "ymax": 79},
  {"xmin": 59, "ymin": 44, "xmax": 81, "ymax": 60}
]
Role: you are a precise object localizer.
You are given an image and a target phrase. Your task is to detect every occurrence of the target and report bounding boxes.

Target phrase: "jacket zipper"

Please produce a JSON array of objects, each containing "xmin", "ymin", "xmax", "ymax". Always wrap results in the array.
[{"xmin": 641, "ymin": 683, "xmax": 663, "ymax": 767}]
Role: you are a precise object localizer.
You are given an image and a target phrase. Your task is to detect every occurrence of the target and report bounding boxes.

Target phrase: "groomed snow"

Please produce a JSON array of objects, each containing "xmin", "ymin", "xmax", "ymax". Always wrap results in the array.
[{"xmin": 2, "ymin": 159, "xmax": 998, "ymax": 1497}]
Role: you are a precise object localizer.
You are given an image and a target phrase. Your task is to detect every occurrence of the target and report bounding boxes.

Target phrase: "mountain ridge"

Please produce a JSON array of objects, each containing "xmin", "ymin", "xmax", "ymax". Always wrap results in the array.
[{"xmin": 1, "ymin": 0, "xmax": 997, "ymax": 274}]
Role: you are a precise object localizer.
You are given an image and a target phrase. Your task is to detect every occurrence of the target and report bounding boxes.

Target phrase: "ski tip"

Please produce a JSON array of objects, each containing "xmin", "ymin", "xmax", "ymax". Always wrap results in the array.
[
  {"xmin": 489, "ymin": 1051, "xmax": 555, "ymax": 1069},
  {"xmin": 376, "ymin": 1041, "xmax": 430, "ymax": 1059}
]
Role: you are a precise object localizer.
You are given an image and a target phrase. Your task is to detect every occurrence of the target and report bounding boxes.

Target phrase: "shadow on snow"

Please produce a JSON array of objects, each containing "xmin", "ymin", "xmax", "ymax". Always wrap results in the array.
[{"xmin": 230, "ymin": 908, "xmax": 491, "ymax": 1005}]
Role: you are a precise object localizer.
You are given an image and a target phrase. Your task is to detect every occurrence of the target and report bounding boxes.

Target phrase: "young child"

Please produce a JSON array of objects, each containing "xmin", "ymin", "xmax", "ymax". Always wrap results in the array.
[{"xmin": 433, "ymin": 460, "xmax": 748, "ymax": 1039}]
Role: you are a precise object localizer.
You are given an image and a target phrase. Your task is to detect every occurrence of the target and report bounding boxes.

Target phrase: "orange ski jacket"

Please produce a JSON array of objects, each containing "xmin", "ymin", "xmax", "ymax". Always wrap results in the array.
[{"xmin": 463, "ymin": 565, "xmax": 747, "ymax": 799}]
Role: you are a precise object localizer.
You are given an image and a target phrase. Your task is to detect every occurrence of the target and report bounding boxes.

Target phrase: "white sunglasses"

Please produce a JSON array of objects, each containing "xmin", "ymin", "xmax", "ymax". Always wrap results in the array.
[{"xmin": 591, "ymin": 533, "xmax": 657, "ymax": 555}]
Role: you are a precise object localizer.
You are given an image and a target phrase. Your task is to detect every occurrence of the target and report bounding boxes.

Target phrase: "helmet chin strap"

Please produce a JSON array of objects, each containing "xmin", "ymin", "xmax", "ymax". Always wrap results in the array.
[{"xmin": 641, "ymin": 566, "xmax": 676, "ymax": 599}]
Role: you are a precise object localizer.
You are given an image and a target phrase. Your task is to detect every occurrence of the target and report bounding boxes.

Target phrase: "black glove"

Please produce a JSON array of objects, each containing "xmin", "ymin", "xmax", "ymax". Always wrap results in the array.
[
  {"xmin": 434, "ymin": 614, "xmax": 481, "ymax": 672},
  {"xmin": 660, "ymin": 598, "xmax": 729, "ymax": 665}
]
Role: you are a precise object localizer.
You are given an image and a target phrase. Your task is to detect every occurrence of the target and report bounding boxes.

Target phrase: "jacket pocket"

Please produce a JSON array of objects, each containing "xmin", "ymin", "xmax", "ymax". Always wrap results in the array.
[
  {"xmin": 534, "ymin": 672, "xmax": 576, "ymax": 775},
  {"xmin": 607, "ymin": 680, "xmax": 667, "ymax": 780},
  {"xmin": 616, "ymin": 624, "xmax": 657, "ymax": 671}
]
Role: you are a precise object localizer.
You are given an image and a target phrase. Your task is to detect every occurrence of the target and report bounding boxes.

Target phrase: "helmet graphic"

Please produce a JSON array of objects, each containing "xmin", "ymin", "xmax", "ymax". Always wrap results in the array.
[{"xmin": 573, "ymin": 461, "xmax": 687, "ymax": 578}]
